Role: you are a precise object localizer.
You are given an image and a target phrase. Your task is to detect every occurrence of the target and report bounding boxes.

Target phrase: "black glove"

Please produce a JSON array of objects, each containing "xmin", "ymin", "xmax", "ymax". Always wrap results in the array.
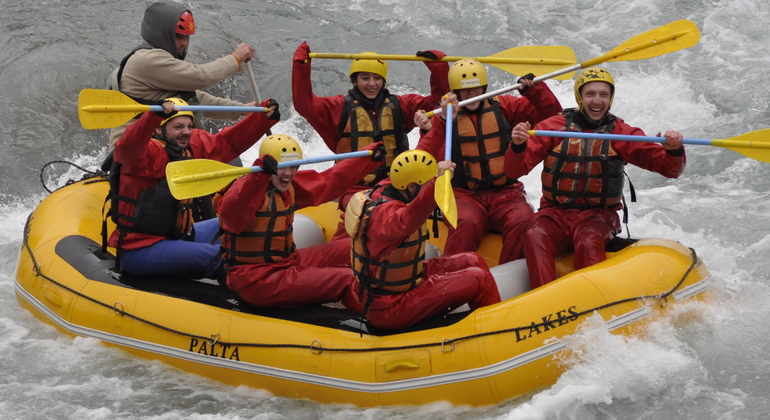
[
  {"xmin": 266, "ymin": 98, "xmax": 281, "ymax": 121},
  {"xmin": 416, "ymin": 50, "xmax": 439, "ymax": 60},
  {"xmin": 153, "ymin": 100, "xmax": 178, "ymax": 120},
  {"xmin": 261, "ymin": 154, "xmax": 279, "ymax": 175},
  {"xmin": 371, "ymin": 143, "xmax": 387, "ymax": 162},
  {"xmin": 517, "ymin": 73, "xmax": 535, "ymax": 94}
]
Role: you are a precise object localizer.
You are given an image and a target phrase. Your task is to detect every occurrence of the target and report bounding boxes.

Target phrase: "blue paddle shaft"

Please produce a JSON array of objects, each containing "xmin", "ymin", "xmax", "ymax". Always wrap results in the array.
[
  {"xmin": 148, "ymin": 105, "xmax": 268, "ymax": 113},
  {"xmin": 532, "ymin": 130, "xmax": 711, "ymax": 146},
  {"xmin": 248, "ymin": 150, "xmax": 372, "ymax": 173},
  {"xmin": 445, "ymin": 104, "xmax": 454, "ymax": 160}
]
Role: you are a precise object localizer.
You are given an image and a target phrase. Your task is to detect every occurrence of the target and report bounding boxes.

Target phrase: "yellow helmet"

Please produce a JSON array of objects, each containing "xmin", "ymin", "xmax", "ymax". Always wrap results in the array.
[
  {"xmin": 259, "ymin": 134, "xmax": 303, "ymax": 163},
  {"xmin": 349, "ymin": 52, "xmax": 388, "ymax": 80},
  {"xmin": 448, "ymin": 59, "xmax": 488, "ymax": 91},
  {"xmin": 389, "ymin": 150, "xmax": 438, "ymax": 190},
  {"xmin": 574, "ymin": 67, "xmax": 615, "ymax": 111},
  {"xmin": 160, "ymin": 97, "xmax": 195, "ymax": 126}
]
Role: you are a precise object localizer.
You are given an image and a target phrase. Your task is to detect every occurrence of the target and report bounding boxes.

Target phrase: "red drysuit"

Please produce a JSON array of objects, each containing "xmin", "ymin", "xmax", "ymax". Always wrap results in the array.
[
  {"xmin": 215, "ymin": 144, "xmax": 382, "ymax": 308},
  {"xmin": 292, "ymin": 41, "xmax": 451, "ymax": 239},
  {"xmin": 351, "ymin": 179, "xmax": 501, "ymax": 330},
  {"xmin": 416, "ymin": 85, "xmax": 562, "ymax": 263},
  {"xmin": 504, "ymin": 111, "xmax": 686, "ymax": 289}
]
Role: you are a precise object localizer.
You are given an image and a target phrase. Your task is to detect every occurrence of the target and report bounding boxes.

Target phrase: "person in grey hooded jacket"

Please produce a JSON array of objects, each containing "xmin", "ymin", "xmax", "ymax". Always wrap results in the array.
[{"xmin": 108, "ymin": 0, "xmax": 256, "ymax": 147}]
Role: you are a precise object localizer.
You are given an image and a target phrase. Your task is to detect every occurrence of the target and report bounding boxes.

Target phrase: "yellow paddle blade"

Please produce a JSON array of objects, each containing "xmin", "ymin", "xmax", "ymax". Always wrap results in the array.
[
  {"xmin": 582, "ymin": 20, "xmax": 701, "ymax": 68},
  {"xmin": 77, "ymin": 89, "xmax": 152, "ymax": 129},
  {"xmin": 166, "ymin": 159, "xmax": 252, "ymax": 200},
  {"xmin": 487, "ymin": 46, "xmax": 577, "ymax": 80},
  {"xmin": 435, "ymin": 170, "xmax": 457, "ymax": 229},
  {"xmin": 714, "ymin": 129, "xmax": 770, "ymax": 163}
]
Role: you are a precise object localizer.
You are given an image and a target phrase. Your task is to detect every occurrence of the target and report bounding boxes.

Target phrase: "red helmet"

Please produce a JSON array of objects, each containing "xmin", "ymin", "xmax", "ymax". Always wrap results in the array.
[{"xmin": 176, "ymin": 11, "xmax": 196, "ymax": 35}]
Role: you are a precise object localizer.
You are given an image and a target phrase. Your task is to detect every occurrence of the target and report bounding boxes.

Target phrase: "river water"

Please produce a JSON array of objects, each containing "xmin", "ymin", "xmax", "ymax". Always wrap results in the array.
[{"xmin": 2, "ymin": 0, "xmax": 770, "ymax": 418}]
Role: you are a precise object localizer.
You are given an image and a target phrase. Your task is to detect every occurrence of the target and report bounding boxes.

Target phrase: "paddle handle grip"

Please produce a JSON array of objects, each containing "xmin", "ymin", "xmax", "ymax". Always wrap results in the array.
[{"xmin": 248, "ymin": 150, "xmax": 373, "ymax": 173}]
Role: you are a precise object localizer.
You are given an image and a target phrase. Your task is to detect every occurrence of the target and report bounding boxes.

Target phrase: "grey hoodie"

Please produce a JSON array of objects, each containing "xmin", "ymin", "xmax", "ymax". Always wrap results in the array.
[{"xmin": 141, "ymin": 0, "xmax": 189, "ymax": 60}]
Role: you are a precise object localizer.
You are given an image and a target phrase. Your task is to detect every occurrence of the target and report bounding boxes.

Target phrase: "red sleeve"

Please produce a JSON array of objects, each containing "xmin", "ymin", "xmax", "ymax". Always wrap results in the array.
[
  {"xmin": 362, "ymin": 179, "xmax": 437, "ymax": 259},
  {"xmin": 113, "ymin": 111, "xmax": 168, "ymax": 177},
  {"xmin": 291, "ymin": 148, "xmax": 383, "ymax": 208},
  {"xmin": 424, "ymin": 58, "xmax": 451, "ymax": 101},
  {"xmin": 396, "ymin": 59, "xmax": 450, "ymax": 132},
  {"xmin": 215, "ymin": 172, "xmax": 272, "ymax": 234},
  {"xmin": 189, "ymin": 99, "xmax": 278, "ymax": 162},
  {"xmin": 609, "ymin": 120, "xmax": 686, "ymax": 178},
  {"xmin": 415, "ymin": 115, "xmax": 447, "ymax": 160},
  {"xmin": 498, "ymin": 82, "xmax": 563, "ymax": 128},
  {"xmin": 291, "ymin": 57, "xmax": 347, "ymax": 152},
  {"xmin": 504, "ymin": 114, "xmax": 566, "ymax": 179}
]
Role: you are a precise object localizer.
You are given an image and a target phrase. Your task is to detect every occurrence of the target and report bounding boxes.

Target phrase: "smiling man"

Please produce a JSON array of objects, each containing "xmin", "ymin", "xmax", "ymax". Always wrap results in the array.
[
  {"xmin": 414, "ymin": 59, "xmax": 562, "ymax": 265},
  {"xmin": 504, "ymin": 67, "xmax": 686, "ymax": 289},
  {"xmin": 108, "ymin": 98, "xmax": 279, "ymax": 280}
]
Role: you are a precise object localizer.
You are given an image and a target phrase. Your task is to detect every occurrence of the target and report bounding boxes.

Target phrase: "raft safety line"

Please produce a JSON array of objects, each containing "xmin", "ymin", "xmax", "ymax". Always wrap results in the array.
[{"xmin": 39, "ymin": 160, "xmax": 103, "ymax": 194}]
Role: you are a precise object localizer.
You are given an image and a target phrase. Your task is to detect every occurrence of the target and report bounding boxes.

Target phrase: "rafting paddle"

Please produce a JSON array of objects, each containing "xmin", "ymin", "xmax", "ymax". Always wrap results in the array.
[
  {"xmin": 426, "ymin": 19, "xmax": 701, "ymax": 117},
  {"xmin": 167, "ymin": 150, "xmax": 374, "ymax": 200},
  {"xmin": 529, "ymin": 129, "xmax": 770, "ymax": 163},
  {"xmin": 310, "ymin": 45, "xmax": 578, "ymax": 80},
  {"xmin": 245, "ymin": 61, "xmax": 272, "ymax": 137},
  {"xmin": 435, "ymin": 104, "xmax": 458, "ymax": 228},
  {"xmin": 77, "ymin": 89, "xmax": 269, "ymax": 130}
]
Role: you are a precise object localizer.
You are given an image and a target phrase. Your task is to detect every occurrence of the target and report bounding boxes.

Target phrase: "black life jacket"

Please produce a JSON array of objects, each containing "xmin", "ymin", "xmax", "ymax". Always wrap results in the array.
[{"xmin": 101, "ymin": 142, "xmax": 216, "ymax": 267}]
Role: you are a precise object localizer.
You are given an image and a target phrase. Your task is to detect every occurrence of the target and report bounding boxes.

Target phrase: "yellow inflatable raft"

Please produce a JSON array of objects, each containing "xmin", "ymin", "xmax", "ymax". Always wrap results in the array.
[{"xmin": 14, "ymin": 176, "xmax": 712, "ymax": 407}]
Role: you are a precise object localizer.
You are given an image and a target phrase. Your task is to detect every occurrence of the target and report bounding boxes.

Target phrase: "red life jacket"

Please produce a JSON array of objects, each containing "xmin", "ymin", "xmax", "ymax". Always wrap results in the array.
[{"xmin": 542, "ymin": 109, "xmax": 624, "ymax": 209}]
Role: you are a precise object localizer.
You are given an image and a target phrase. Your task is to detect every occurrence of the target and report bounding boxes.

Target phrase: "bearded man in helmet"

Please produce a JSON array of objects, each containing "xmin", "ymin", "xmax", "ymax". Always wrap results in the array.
[
  {"xmin": 215, "ymin": 135, "xmax": 387, "ymax": 308},
  {"xmin": 107, "ymin": 98, "xmax": 279, "ymax": 279},
  {"xmin": 414, "ymin": 59, "xmax": 562, "ymax": 265},
  {"xmin": 292, "ymin": 41, "xmax": 451, "ymax": 239},
  {"xmin": 346, "ymin": 150, "xmax": 501, "ymax": 330},
  {"xmin": 108, "ymin": 0, "xmax": 258, "ymax": 147},
  {"xmin": 505, "ymin": 67, "xmax": 685, "ymax": 289}
]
